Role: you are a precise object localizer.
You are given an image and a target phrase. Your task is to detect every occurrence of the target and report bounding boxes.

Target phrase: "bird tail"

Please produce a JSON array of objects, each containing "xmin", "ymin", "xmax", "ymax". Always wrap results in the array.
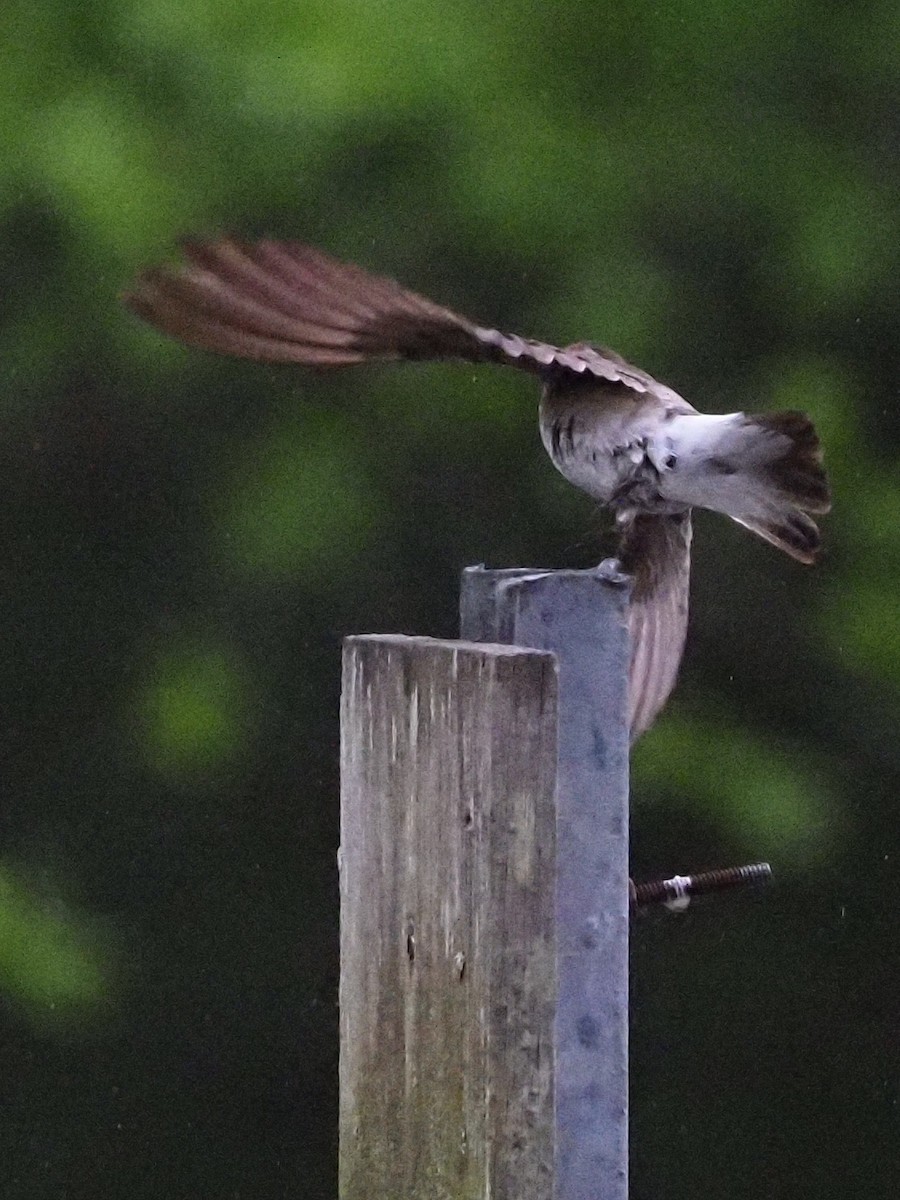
[{"xmin": 728, "ymin": 412, "xmax": 830, "ymax": 563}]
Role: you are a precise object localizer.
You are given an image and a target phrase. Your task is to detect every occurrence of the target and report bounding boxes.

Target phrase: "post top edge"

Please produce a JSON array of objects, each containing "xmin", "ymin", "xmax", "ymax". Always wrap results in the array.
[
  {"xmin": 463, "ymin": 563, "xmax": 630, "ymax": 581},
  {"xmin": 462, "ymin": 563, "xmax": 633, "ymax": 600},
  {"xmin": 342, "ymin": 633, "xmax": 558, "ymax": 662}
]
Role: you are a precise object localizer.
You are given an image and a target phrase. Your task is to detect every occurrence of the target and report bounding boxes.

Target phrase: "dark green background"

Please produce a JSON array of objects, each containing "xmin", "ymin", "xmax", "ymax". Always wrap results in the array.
[{"xmin": 3, "ymin": 2, "xmax": 898, "ymax": 1196}]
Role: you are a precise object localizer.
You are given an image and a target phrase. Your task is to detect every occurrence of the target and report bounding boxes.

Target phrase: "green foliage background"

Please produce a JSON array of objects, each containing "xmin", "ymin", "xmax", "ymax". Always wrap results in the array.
[{"xmin": 2, "ymin": 2, "xmax": 899, "ymax": 1196}]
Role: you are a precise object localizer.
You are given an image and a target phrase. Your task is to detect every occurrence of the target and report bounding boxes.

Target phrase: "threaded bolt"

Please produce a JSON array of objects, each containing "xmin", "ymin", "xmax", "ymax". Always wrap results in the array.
[{"xmin": 631, "ymin": 862, "xmax": 772, "ymax": 912}]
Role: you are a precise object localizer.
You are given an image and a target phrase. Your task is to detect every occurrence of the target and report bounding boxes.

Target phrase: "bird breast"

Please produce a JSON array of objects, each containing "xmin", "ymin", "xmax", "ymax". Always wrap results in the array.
[{"xmin": 539, "ymin": 387, "xmax": 687, "ymax": 512}]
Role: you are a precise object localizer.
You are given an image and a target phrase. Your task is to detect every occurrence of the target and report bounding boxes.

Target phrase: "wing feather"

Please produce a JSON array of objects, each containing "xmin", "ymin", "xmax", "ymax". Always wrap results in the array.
[
  {"xmin": 123, "ymin": 238, "xmax": 654, "ymax": 392},
  {"xmin": 619, "ymin": 512, "xmax": 693, "ymax": 742}
]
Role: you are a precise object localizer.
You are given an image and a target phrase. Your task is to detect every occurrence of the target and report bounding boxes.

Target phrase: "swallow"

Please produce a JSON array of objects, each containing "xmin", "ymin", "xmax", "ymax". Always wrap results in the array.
[{"xmin": 123, "ymin": 239, "xmax": 830, "ymax": 741}]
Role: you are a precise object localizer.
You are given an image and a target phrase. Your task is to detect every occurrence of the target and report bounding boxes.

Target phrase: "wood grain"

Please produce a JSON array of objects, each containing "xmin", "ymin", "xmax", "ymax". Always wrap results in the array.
[{"xmin": 340, "ymin": 634, "xmax": 558, "ymax": 1200}]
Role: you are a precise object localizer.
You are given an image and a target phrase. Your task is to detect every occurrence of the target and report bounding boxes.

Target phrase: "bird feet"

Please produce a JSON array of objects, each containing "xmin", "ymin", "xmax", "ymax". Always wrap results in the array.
[{"xmin": 596, "ymin": 556, "xmax": 630, "ymax": 586}]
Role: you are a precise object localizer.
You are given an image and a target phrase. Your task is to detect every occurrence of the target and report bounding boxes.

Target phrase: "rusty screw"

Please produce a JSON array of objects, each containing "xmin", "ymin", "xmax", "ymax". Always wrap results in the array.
[{"xmin": 631, "ymin": 862, "xmax": 772, "ymax": 913}]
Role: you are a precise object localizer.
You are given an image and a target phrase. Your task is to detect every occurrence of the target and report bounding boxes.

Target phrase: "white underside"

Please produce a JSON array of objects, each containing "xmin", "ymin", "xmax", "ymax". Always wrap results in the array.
[
  {"xmin": 657, "ymin": 413, "xmax": 792, "ymax": 519},
  {"xmin": 541, "ymin": 407, "xmax": 794, "ymax": 523}
]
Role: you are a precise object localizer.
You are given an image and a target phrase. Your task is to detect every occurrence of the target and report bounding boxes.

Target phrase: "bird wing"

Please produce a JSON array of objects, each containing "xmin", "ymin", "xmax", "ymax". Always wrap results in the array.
[
  {"xmin": 618, "ymin": 511, "xmax": 693, "ymax": 742},
  {"xmin": 123, "ymin": 238, "xmax": 657, "ymax": 393}
]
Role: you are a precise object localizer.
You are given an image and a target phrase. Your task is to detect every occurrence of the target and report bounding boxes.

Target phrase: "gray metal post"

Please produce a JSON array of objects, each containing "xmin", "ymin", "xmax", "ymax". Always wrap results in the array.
[{"xmin": 461, "ymin": 566, "xmax": 631, "ymax": 1200}]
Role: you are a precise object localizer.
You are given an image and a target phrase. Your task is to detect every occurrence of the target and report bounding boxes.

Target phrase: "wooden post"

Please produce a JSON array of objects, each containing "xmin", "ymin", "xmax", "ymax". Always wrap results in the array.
[
  {"xmin": 461, "ymin": 567, "xmax": 631, "ymax": 1200},
  {"xmin": 340, "ymin": 634, "xmax": 559, "ymax": 1200}
]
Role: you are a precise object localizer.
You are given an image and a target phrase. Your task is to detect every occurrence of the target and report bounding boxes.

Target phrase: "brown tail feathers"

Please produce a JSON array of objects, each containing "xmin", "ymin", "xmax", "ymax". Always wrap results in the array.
[{"xmin": 734, "ymin": 411, "xmax": 830, "ymax": 564}]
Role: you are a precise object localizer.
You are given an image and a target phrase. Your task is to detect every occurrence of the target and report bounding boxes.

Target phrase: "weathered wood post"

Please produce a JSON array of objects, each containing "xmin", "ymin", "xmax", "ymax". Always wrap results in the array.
[
  {"xmin": 339, "ymin": 568, "xmax": 630, "ymax": 1200},
  {"xmin": 340, "ymin": 635, "xmax": 559, "ymax": 1198}
]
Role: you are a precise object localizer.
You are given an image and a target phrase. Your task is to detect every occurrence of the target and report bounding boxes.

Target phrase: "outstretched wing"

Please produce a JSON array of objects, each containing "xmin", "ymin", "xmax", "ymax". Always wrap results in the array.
[
  {"xmin": 123, "ymin": 238, "xmax": 656, "ymax": 392},
  {"xmin": 618, "ymin": 511, "xmax": 693, "ymax": 742}
]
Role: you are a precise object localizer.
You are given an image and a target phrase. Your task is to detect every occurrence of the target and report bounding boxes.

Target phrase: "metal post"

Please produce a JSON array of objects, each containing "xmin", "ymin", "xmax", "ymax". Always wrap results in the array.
[{"xmin": 461, "ymin": 566, "xmax": 631, "ymax": 1200}]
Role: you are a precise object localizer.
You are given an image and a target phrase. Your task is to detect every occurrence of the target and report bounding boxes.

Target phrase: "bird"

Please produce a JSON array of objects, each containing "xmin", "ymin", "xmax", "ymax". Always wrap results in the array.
[{"xmin": 122, "ymin": 238, "xmax": 830, "ymax": 741}]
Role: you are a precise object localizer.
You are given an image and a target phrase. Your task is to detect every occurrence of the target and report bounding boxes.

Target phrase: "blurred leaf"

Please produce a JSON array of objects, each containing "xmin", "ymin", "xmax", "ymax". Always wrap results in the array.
[
  {"xmin": 139, "ymin": 635, "xmax": 253, "ymax": 780},
  {"xmin": 34, "ymin": 86, "xmax": 184, "ymax": 257},
  {"xmin": 0, "ymin": 865, "xmax": 112, "ymax": 1031},
  {"xmin": 214, "ymin": 409, "xmax": 379, "ymax": 578},
  {"xmin": 633, "ymin": 713, "xmax": 840, "ymax": 864}
]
